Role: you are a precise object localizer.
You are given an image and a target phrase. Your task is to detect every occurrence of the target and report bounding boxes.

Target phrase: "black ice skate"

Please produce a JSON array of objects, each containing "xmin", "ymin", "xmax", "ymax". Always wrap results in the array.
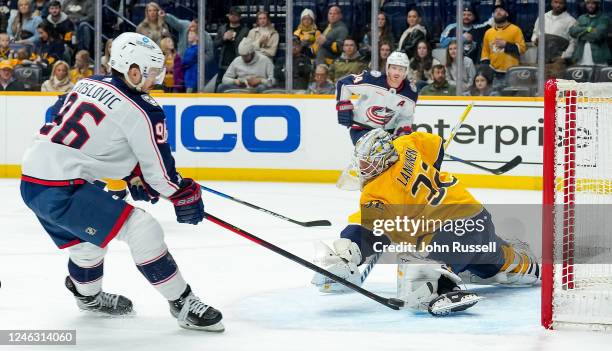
[
  {"xmin": 169, "ymin": 285, "xmax": 224, "ymax": 332},
  {"xmin": 65, "ymin": 276, "xmax": 133, "ymax": 316}
]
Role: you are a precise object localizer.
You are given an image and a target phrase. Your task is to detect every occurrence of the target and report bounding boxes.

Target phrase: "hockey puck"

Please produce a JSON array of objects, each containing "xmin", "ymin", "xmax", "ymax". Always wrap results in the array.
[{"xmin": 387, "ymin": 298, "xmax": 405, "ymax": 309}]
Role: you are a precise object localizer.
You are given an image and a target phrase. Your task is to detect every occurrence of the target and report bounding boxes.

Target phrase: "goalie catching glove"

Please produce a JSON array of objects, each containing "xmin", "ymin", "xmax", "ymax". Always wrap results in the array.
[{"xmin": 311, "ymin": 239, "xmax": 363, "ymax": 293}]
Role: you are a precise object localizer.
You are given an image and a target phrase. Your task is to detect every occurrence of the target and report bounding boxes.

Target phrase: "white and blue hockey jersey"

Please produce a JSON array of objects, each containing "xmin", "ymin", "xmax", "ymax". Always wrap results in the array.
[
  {"xmin": 336, "ymin": 70, "xmax": 418, "ymax": 133},
  {"xmin": 21, "ymin": 76, "xmax": 181, "ymax": 197}
]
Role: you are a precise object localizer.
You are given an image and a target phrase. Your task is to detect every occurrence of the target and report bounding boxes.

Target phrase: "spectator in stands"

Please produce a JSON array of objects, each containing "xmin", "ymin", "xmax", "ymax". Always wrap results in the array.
[
  {"xmin": 218, "ymin": 37, "xmax": 275, "ymax": 93},
  {"xmin": 439, "ymin": 5, "xmax": 490, "ymax": 64},
  {"xmin": 160, "ymin": 36, "xmax": 184, "ymax": 93},
  {"xmin": 275, "ymin": 36, "xmax": 312, "ymax": 90},
  {"xmin": 100, "ymin": 38, "xmax": 112, "ymax": 75},
  {"xmin": 315, "ymin": 5, "xmax": 348, "ymax": 66},
  {"xmin": 465, "ymin": 70, "xmax": 499, "ymax": 96},
  {"xmin": 445, "ymin": 40, "xmax": 476, "ymax": 91},
  {"xmin": 14, "ymin": 47, "xmax": 32, "ymax": 65},
  {"xmin": 136, "ymin": 2, "xmax": 170, "ymax": 46},
  {"xmin": 45, "ymin": 1, "xmax": 75, "ymax": 48},
  {"xmin": 398, "ymin": 9, "xmax": 427, "ymax": 59},
  {"xmin": 32, "ymin": 21, "xmax": 64, "ymax": 73},
  {"xmin": 420, "ymin": 64, "xmax": 456, "ymax": 96},
  {"xmin": 408, "ymin": 40, "xmax": 440, "ymax": 91},
  {"xmin": 41, "ymin": 60, "xmax": 72, "ymax": 92},
  {"xmin": 32, "ymin": 0, "xmax": 49, "ymax": 18},
  {"xmin": 481, "ymin": 2, "xmax": 526, "ymax": 91},
  {"xmin": 69, "ymin": 49, "xmax": 92, "ymax": 83},
  {"xmin": 0, "ymin": 33, "xmax": 15, "ymax": 60},
  {"xmin": 531, "ymin": 0, "xmax": 576, "ymax": 79},
  {"xmin": 7, "ymin": 0, "xmax": 43, "ymax": 44},
  {"xmin": 183, "ymin": 29, "xmax": 199, "ymax": 93},
  {"xmin": 360, "ymin": 13, "xmax": 395, "ymax": 57},
  {"xmin": 569, "ymin": 0, "xmax": 610, "ymax": 66},
  {"xmin": 214, "ymin": 6, "xmax": 249, "ymax": 89},
  {"xmin": 63, "ymin": 0, "xmax": 94, "ymax": 53},
  {"xmin": 307, "ymin": 64, "xmax": 334, "ymax": 94},
  {"xmin": 0, "ymin": 1, "xmax": 9, "ymax": 34},
  {"xmin": 329, "ymin": 37, "xmax": 368, "ymax": 82},
  {"xmin": 370, "ymin": 41, "xmax": 393, "ymax": 73},
  {"xmin": 247, "ymin": 10, "xmax": 279, "ymax": 59},
  {"xmin": 0, "ymin": 60, "xmax": 25, "ymax": 91},
  {"xmin": 293, "ymin": 8, "xmax": 320, "ymax": 58},
  {"xmin": 161, "ymin": 11, "xmax": 213, "ymax": 63}
]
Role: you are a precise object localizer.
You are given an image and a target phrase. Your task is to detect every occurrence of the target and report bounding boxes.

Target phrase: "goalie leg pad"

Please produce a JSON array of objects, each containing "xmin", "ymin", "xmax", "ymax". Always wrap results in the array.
[
  {"xmin": 312, "ymin": 240, "xmax": 362, "ymax": 293},
  {"xmin": 396, "ymin": 255, "xmax": 482, "ymax": 314}
]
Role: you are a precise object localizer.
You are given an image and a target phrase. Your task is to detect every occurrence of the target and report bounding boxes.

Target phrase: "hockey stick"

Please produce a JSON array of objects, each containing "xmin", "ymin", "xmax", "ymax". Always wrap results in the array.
[
  {"xmin": 445, "ymin": 154, "xmax": 522, "ymax": 175},
  {"xmin": 201, "ymin": 186, "xmax": 331, "ymax": 227},
  {"xmin": 443, "ymin": 103, "xmax": 473, "ymax": 150},
  {"xmin": 204, "ymin": 212, "xmax": 404, "ymax": 310}
]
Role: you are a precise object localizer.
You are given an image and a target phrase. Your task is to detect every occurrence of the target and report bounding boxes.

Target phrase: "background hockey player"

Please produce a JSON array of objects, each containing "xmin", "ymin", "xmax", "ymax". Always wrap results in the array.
[
  {"xmin": 335, "ymin": 51, "xmax": 417, "ymax": 145},
  {"xmin": 20, "ymin": 32, "xmax": 223, "ymax": 332},
  {"xmin": 312, "ymin": 130, "xmax": 540, "ymax": 314}
]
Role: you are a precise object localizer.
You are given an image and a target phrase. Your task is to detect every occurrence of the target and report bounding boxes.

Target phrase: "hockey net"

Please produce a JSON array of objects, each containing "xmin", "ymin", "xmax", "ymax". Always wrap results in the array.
[{"xmin": 542, "ymin": 79, "xmax": 612, "ymax": 330}]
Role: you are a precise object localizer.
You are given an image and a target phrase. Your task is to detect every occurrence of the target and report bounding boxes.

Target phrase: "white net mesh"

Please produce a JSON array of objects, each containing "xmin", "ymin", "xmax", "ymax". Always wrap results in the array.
[{"xmin": 552, "ymin": 80, "xmax": 612, "ymax": 329}]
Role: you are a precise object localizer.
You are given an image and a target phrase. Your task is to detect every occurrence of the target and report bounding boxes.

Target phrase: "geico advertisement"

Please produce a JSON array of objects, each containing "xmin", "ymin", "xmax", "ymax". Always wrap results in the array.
[{"xmin": 2, "ymin": 95, "xmax": 543, "ymax": 174}]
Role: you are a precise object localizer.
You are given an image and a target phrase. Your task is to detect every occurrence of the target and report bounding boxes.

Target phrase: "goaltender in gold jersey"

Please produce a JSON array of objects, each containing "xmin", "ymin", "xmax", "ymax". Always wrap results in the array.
[{"xmin": 312, "ymin": 129, "xmax": 540, "ymax": 315}]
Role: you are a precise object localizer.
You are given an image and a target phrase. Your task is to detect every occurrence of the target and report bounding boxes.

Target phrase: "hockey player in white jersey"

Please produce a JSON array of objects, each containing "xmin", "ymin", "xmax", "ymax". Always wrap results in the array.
[
  {"xmin": 20, "ymin": 33, "xmax": 223, "ymax": 332},
  {"xmin": 336, "ymin": 51, "xmax": 417, "ymax": 145}
]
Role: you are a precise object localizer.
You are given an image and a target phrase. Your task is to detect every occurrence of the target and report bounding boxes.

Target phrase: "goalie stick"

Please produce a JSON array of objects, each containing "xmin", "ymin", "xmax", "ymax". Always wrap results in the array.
[
  {"xmin": 201, "ymin": 185, "xmax": 332, "ymax": 227},
  {"xmin": 445, "ymin": 154, "xmax": 522, "ymax": 175},
  {"xmin": 204, "ymin": 212, "xmax": 404, "ymax": 310}
]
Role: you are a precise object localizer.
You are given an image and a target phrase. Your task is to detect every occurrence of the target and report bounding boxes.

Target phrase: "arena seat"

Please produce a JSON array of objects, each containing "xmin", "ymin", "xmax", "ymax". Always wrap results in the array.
[{"xmin": 564, "ymin": 66, "xmax": 595, "ymax": 83}]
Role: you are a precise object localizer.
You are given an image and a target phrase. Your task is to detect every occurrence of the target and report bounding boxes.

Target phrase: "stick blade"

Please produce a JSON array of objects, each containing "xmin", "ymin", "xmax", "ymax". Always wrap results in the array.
[
  {"xmin": 494, "ymin": 156, "xmax": 522, "ymax": 174},
  {"xmin": 303, "ymin": 220, "xmax": 332, "ymax": 227}
]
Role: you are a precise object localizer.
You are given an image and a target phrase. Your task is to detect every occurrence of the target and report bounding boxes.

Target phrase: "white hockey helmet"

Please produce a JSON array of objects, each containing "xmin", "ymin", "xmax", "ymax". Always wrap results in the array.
[
  {"xmin": 386, "ymin": 51, "xmax": 410, "ymax": 74},
  {"xmin": 109, "ymin": 32, "xmax": 166, "ymax": 91},
  {"xmin": 353, "ymin": 129, "xmax": 399, "ymax": 185}
]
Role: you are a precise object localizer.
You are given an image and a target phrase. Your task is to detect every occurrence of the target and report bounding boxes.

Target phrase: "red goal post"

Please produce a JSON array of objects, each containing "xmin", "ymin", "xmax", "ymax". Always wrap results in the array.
[{"xmin": 542, "ymin": 79, "xmax": 612, "ymax": 330}]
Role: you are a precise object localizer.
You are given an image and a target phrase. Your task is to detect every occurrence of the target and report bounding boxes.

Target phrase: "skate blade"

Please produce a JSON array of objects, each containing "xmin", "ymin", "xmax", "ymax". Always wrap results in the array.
[
  {"xmin": 78, "ymin": 308, "xmax": 136, "ymax": 318},
  {"xmin": 179, "ymin": 320, "xmax": 225, "ymax": 332},
  {"xmin": 429, "ymin": 295, "xmax": 485, "ymax": 316}
]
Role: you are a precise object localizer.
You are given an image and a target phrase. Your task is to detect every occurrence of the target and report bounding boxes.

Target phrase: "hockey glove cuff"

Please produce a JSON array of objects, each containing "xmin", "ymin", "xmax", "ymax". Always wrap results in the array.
[
  {"xmin": 394, "ymin": 125, "xmax": 413, "ymax": 137},
  {"xmin": 169, "ymin": 178, "xmax": 204, "ymax": 225}
]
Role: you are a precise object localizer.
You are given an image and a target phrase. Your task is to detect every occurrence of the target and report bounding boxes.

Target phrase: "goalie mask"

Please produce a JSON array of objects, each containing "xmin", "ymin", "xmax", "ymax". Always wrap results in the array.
[{"xmin": 353, "ymin": 129, "xmax": 399, "ymax": 185}]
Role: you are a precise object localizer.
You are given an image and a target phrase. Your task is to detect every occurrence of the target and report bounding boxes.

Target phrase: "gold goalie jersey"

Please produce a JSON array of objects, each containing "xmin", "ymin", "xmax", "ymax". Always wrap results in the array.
[{"xmin": 356, "ymin": 132, "xmax": 483, "ymax": 244}]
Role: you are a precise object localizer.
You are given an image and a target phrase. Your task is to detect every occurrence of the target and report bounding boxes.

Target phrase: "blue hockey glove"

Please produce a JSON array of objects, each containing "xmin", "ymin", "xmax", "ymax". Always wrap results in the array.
[
  {"xmin": 336, "ymin": 100, "xmax": 354, "ymax": 127},
  {"xmin": 169, "ymin": 178, "xmax": 204, "ymax": 225},
  {"xmin": 124, "ymin": 166, "xmax": 160, "ymax": 204}
]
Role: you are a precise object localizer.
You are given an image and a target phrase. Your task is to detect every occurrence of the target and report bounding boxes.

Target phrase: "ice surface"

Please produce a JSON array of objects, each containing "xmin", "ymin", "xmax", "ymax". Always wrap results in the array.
[{"xmin": 1, "ymin": 179, "xmax": 611, "ymax": 350}]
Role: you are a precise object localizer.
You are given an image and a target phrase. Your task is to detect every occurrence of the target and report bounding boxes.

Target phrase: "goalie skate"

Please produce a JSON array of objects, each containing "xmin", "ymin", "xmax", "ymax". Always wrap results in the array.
[{"xmin": 428, "ymin": 290, "xmax": 484, "ymax": 316}]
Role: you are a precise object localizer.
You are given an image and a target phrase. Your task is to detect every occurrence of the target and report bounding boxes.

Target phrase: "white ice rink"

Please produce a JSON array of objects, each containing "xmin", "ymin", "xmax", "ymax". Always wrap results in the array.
[{"xmin": 1, "ymin": 179, "xmax": 612, "ymax": 350}]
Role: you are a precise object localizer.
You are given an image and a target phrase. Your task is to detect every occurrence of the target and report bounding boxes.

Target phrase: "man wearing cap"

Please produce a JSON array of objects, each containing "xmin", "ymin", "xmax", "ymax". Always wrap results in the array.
[
  {"xmin": 569, "ymin": 0, "xmax": 610, "ymax": 66},
  {"xmin": 214, "ymin": 6, "xmax": 249, "ymax": 89},
  {"xmin": 218, "ymin": 37, "xmax": 275, "ymax": 93},
  {"xmin": 0, "ymin": 60, "xmax": 25, "ymax": 91},
  {"xmin": 480, "ymin": 1, "xmax": 526, "ymax": 92},
  {"xmin": 275, "ymin": 36, "xmax": 312, "ymax": 90},
  {"xmin": 439, "ymin": 5, "xmax": 491, "ymax": 64}
]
